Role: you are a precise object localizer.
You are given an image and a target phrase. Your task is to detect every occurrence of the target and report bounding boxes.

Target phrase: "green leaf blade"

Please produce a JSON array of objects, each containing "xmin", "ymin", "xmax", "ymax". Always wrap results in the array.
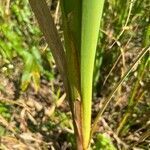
[{"xmin": 81, "ymin": 0, "xmax": 105, "ymax": 148}]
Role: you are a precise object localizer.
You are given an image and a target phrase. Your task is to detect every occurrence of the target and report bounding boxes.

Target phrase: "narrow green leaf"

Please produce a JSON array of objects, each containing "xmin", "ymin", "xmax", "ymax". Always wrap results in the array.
[
  {"xmin": 60, "ymin": 2, "xmax": 83, "ymax": 148},
  {"xmin": 81, "ymin": 0, "xmax": 105, "ymax": 148},
  {"xmin": 61, "ymin": 0, "xmax": 81, "ymax": 56},
  {"xmin": 60, "ymin": 0, "xmax": 81, "ymax": 101}
]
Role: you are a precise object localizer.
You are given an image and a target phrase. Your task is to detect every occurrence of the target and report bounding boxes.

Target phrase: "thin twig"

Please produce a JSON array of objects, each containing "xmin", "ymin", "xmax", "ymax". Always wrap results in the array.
[{"xmin": 103, "ymin": 54, "xmax": 121, "ymax": 86}]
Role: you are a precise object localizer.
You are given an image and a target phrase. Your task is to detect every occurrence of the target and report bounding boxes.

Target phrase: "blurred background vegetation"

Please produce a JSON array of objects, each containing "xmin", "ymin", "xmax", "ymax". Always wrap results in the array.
[{"xmin": 0, "ymin": 0, "xmax": 149, "ymax": 149}]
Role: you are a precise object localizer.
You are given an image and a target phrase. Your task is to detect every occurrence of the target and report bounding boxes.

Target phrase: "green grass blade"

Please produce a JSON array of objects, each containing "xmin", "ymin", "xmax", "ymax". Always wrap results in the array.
[
  {"xmin": 60, "ymin": 0, "xmax": 81, "ymax": 101},
  {"xmin": 81, "ymin": 0, "xmax": 104, "ymax": 148},
  {"xmin": 61, "ymin": 0, "xmax": 81, "ymax": 56},
  {"xmin": 60, "ymin": 2, "xmax": 82, "ymax": 148}
]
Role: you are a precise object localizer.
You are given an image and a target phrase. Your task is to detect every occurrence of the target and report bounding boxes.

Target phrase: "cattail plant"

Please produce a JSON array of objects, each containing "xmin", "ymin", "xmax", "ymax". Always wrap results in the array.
[
  {"xmin": 29, "ymin": 0, "xmax": 104, "ymax": 149},
  {"xmin": 29, "ymin": 0, "xmax": 149, "ymax": 149}
]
